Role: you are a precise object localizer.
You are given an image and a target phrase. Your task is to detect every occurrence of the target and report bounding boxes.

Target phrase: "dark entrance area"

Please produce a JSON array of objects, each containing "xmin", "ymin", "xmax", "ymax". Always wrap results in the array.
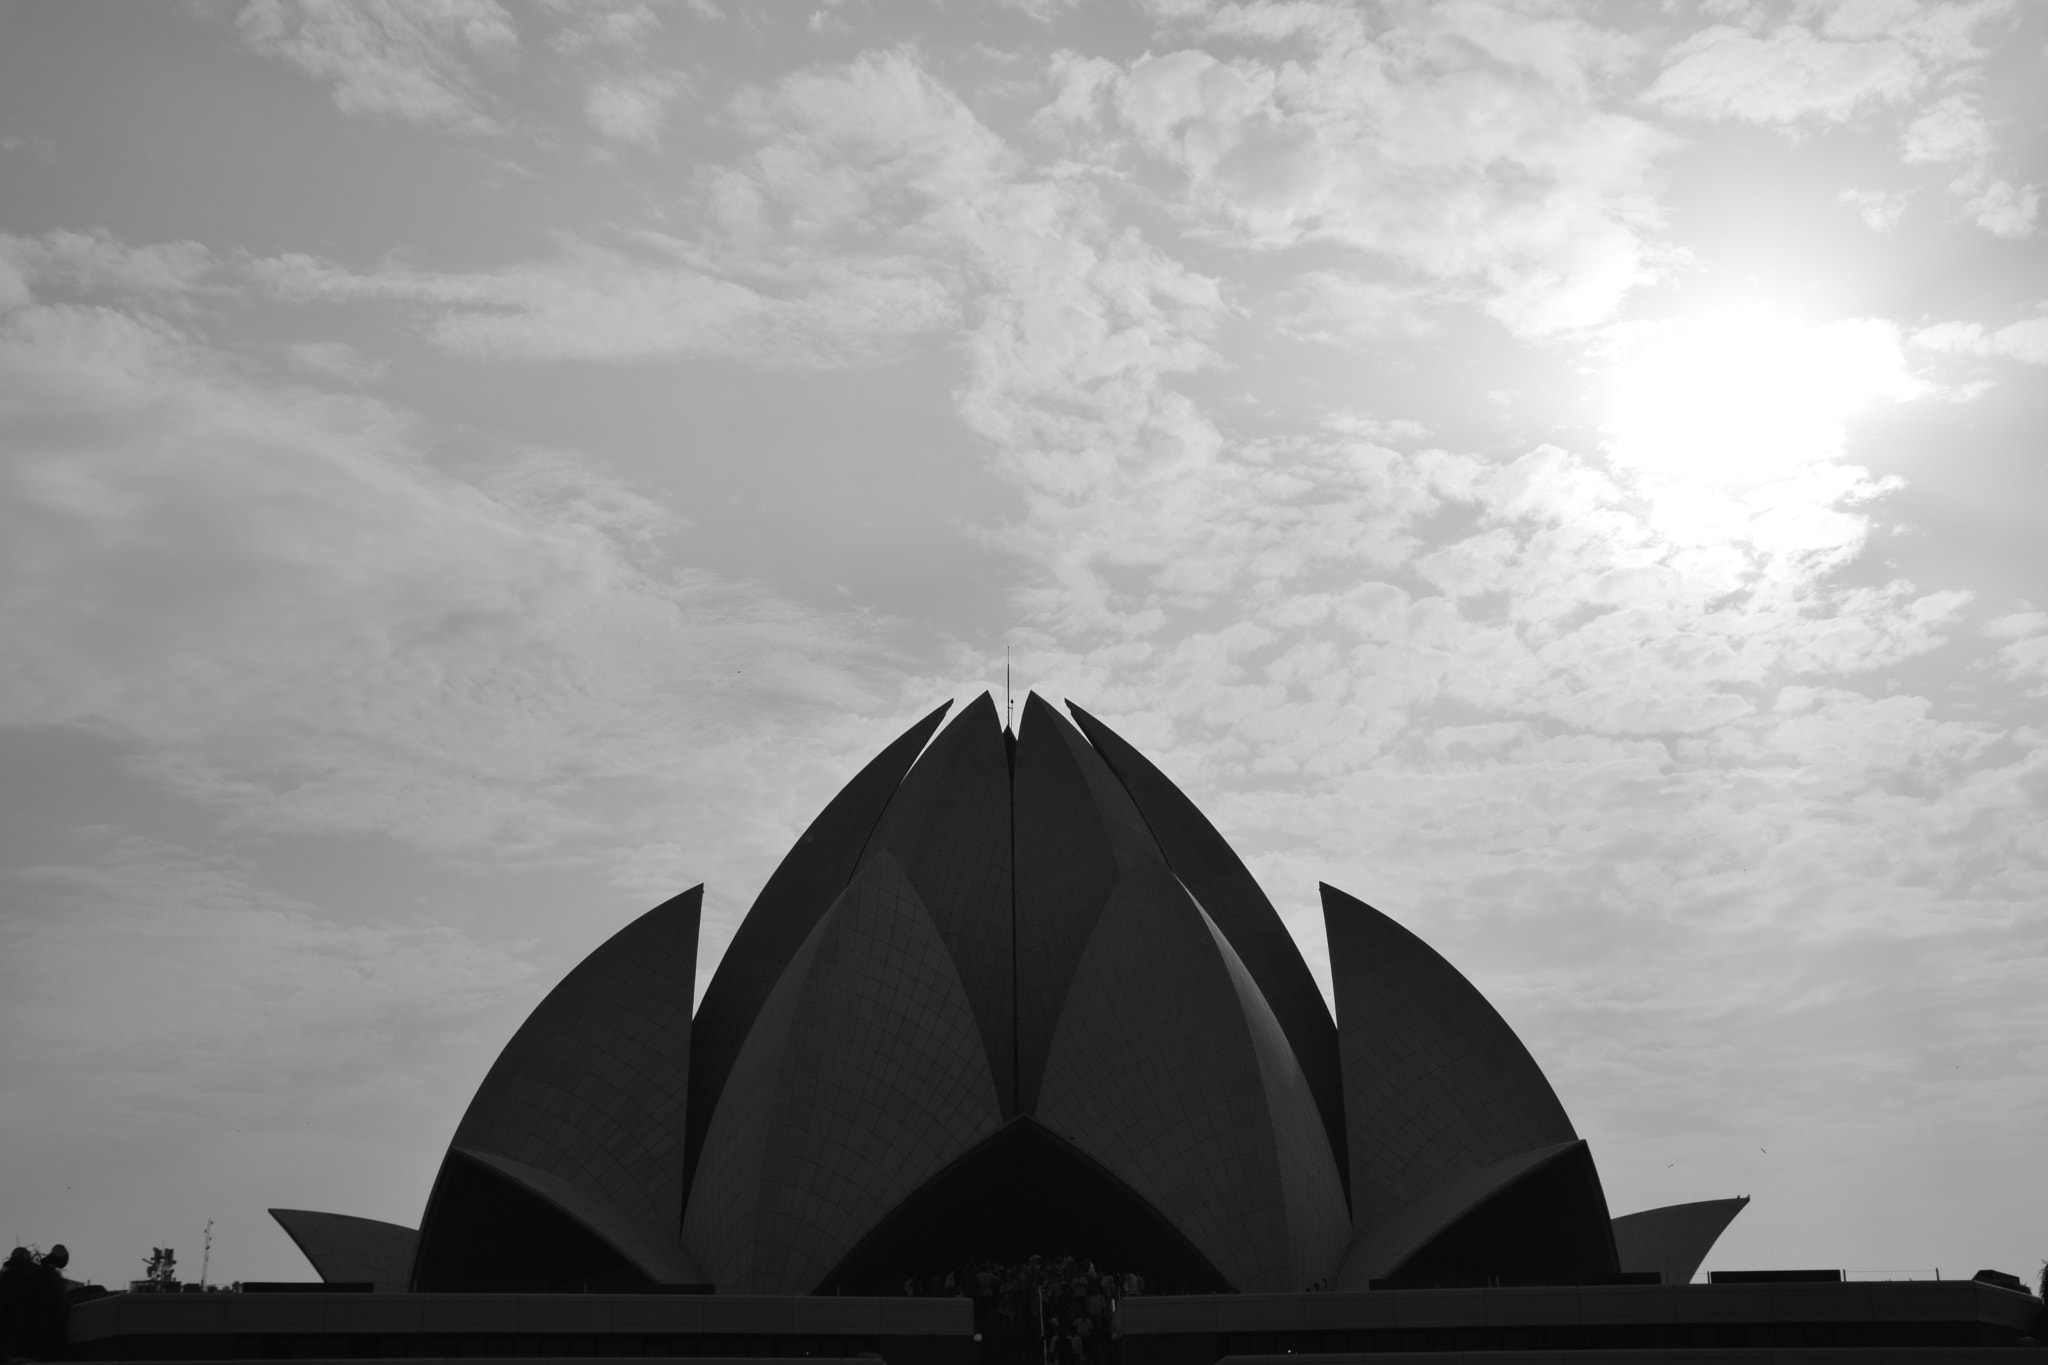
[{"xmin": 817, "ymin": 1118, "xmax": 1231, "ymax": 1295}]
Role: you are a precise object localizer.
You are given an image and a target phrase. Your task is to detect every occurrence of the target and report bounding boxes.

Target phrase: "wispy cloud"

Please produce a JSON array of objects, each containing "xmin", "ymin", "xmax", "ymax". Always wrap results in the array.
[
  {"xmin": 1644, "ymin": 1, "xmax": 2033, "ymax": 239},
  {"xmin": 1912, "ymin": 312, "xmax": 2048, "ymax": 365},
  {"xmin": 1899, "ymin": 93, "xmax": 2038, "ymax": 239},
  {"xmin": 0, "ymin": 233, "xmax": 934, "ymax": 903},
  {"xmin": 1040, "ymin": 2, "xmax": 1677, "ymax": 336},
  {"xmin": 1982, "ymin": 611, "xmax": 2048, "ymax": 692},
  {"xmin": 235, "ymin": 0, "xmax": 520, "ymax": 135},
  {"xmin": 232, "ymin": 0, "xmax": 712, "ymax": 158},
  {"xmin": 235, "ymin": 49, "xmax": 1025, "ymax": 362},
  {"xmin": 1647, "ymin": 23, "xmax": 1922, "ymax": 125},
  {"xmin": 1645, "ymin": 0, "xmax": 2009, "ymax": 126},
  {"xmin": 250, "ymin": 237, "xmax": 960, "ymax": 365},
  {"xmin": 1838, "ymin": 186, "xmax": 1911, "ymax": 233},
  {"xmin": 541, "ymin": 0, "xmax": 665, "ymax": 56},
  {"xmin": 285, "ymin": 339, "xmax": 388, "ymax": 383},
  {"xmin": 538, "ymin": 0, "xmax": 692, "ymax": 147},
  {"xmin": 0, "ymin": 229, "xmax": 218, "ymax": 302},
  {"xmin": 1274, "ymin": 271, "xmax": 1443, "ymax": 341},
  {"xmin": 584, "ymin": 70, "xmax": 688, "ymax": 147},
  {"xmin": 0, "ymin": 829, "xmax": 534, "ymax": 1115}
]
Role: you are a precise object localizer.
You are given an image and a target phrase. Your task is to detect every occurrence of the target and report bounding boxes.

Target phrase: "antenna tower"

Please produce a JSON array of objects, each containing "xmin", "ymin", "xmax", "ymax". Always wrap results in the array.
[
  {"xmin": 1006, "ymin": 647, "xmax": 1013, "ymax": 729},
  {"xmin": 200, "ymin": 1219, "xmax": 213, "ymax": 1288}
]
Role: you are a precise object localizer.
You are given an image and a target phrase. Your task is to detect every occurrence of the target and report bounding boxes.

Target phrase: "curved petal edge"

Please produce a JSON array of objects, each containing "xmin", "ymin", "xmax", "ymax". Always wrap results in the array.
[
  {"xmin": 1065, "ymin": 700, "xmax": 1347, "ymax": 1190},
  {"xmin": 411, "ymin": 886, "xmax": 702, "ymax": 1288},
  {"xmin": 686, "ymin": 702, "xmax": 951, "ymax": 1194},
  {"xmin": 1323, "ymin": 882, "xmax": 1576, "ymax": 1230},
  {"xmin": 1038, "ymin": 857, "xmax": 1348, "ymax": 1291}
]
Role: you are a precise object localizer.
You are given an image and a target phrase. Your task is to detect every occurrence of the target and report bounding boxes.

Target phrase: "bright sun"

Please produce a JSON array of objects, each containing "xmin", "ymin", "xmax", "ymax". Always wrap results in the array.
[{"xmin": 1605, "ymin": 303, "xmax": 1919, "ymax": 486}]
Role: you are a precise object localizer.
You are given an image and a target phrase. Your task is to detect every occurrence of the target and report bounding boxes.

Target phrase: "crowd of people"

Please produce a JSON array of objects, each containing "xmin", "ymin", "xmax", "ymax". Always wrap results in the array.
[
  {"xmin": 898, "ymin": 1254, "xmax": 1193, "ymax": 1365},
  {"xmin": 0, "ymin": 1244, "xmax": 70, "ymax": 1363}
]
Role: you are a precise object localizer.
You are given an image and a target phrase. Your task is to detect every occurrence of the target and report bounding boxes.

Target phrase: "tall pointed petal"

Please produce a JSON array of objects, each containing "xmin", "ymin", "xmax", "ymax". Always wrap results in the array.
[
  {"xmin": 1038, "ymin": 857, "xmax": 1350, "ymax": 1291},
  {"xmin": 1010, "ymin": 693, "xmax": 1135, "ymax": 1113},
  {"xmin": 1065, "ymin": 700, "xmax": 1347, "ymax": 1192},
  {"xmin": 1322, "ymin": 883, "xmax": 1576, "ymax": 1230},
  {"xmin": 412, "ymin": 885, "xmax": 703, "ymax": 1289},
  {"xmin": 858, "ymin": 693, "xmax": 1013, "ymax": 1113},
  {"xmin": 685, "ymin": 701, "xmax": 950, "ymax": 1199},
  {"xmin": 682, "ymin": 852, "xmax": 1003, "ymax": 1293}
]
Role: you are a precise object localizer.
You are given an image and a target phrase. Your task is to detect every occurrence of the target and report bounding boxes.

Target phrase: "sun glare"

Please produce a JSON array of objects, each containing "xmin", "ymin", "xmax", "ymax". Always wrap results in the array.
[{"xmin": 1605, "ymin": 304, "xmax": 1919, "ymax": 485}]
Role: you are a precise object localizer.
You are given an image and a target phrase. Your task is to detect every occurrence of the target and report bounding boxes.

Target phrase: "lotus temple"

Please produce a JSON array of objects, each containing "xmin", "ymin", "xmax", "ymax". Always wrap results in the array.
[{"xmin": 71, "ymin": 695, "xmax": 2044, "ymax": 1361}]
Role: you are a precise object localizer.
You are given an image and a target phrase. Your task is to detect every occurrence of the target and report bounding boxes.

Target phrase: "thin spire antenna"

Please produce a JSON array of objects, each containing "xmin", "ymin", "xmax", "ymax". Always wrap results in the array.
[{"xmin": 1006, "ymin": 647, "xmax": 1013, "ymax": 730}]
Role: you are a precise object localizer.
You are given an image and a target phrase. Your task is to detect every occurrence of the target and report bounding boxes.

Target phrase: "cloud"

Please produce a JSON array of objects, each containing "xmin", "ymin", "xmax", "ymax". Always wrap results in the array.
[
  {"xmin": 1040, "ymin": 3, "xmax": 1679, "ymax": 335},
  {"xmin": 234, "ymin": 0, "xmax": 519, "ymax": 134},
  {"xmin": 994, "ymin": 0, "xmax": 1081, "ymax": 21},
  {"xmin": 0, "ymin": 229, "xmax": 217, "ymax": 305},
  {"xmin": 1274, "ymin": 270, "xmax": 1443, "ymax": 341},
  {"xmin": 0, "ymin": 830, "xmax": 534, "ymax": 1116},
  {"xmin": 250, "ymin": 238, "xmax": 958, "ymax": 365},
  {"xmin": 584, "ymin": 70, "xmax": 688, "ymax": 147},
  {"xmin": 1641, "ymin": 5, "xmax": 2033, "ymax": 239},
  {"xmin": 724, "ymin": 54, "xmax": 1974, "ymax": 814},
  {"xmin": 0, "ymin": 131, "xmax": 61, "ymax": 164},
  {"xmin": 1839, "ymin": 187, "xmax": 1910, "ymax": 233},
  {"xmin": 0, "ymin": 234, "xmax": 933, "ymax": 900},
  {"xmin": 990, "ymin": 410, "xmax": 1960, "ymax": 747},
  {"xmin": 1982, "ymin": 612, "xmax": 2048, "ymax": 692},
  {"xmin": 1952, "ymin": 176, "xmax": 2040, "ymax": 239},
  {"xmin": 537, "ymin": 1, "xmax": 690, "ymax": 147},
  {"xmin": 1984, "ymin": 610, "xmax": 2047, "ymax": 640},
  {"xmin": 1645, "ymin": 23, "xmax": 1923, "ymax": 124},
  {"xmin": 1900, "ymin": 92, "xmax": 1993, "ymax": 164},
  {"xmin": 241, "ymin": 50, "xmax": 1019, "ymax": 364},
  {"xmin": 1644, "ymin": 1, "xmax": 2010, "ymax": 126},
  {"xmin": 1899, "ymin": 92, "xmax": 2038, "ymax": 239},
  {"xmin": 542, "ymin": 0, "xmax": 663, "ymax": 55},
  {"xmin": 724, "ymin": 47, "xmax": 1014, "ymax": 237},
  {"xmin": 1911, "ymin": 313, "xmax": 2048, "ymax": 365},
  {"xmin": 285, "ymin": 340, "xmax": 388, "ymax": 383},
  {"xmin": 234, "ymin": 0, "xmax": 709, "ymax": 154}
]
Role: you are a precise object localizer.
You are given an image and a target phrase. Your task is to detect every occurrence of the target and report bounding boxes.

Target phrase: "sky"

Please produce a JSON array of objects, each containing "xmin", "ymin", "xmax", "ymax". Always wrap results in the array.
[{"xmin": 1, "ymin": 0, "xmax": 2044, "ymax": 1292}]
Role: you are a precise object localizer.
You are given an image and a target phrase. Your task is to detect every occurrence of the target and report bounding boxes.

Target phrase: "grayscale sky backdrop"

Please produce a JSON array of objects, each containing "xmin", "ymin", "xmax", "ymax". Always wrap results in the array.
[{"xmin": 2, "ymin": 0, "xmax": 2044, "ymax": 1289}]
